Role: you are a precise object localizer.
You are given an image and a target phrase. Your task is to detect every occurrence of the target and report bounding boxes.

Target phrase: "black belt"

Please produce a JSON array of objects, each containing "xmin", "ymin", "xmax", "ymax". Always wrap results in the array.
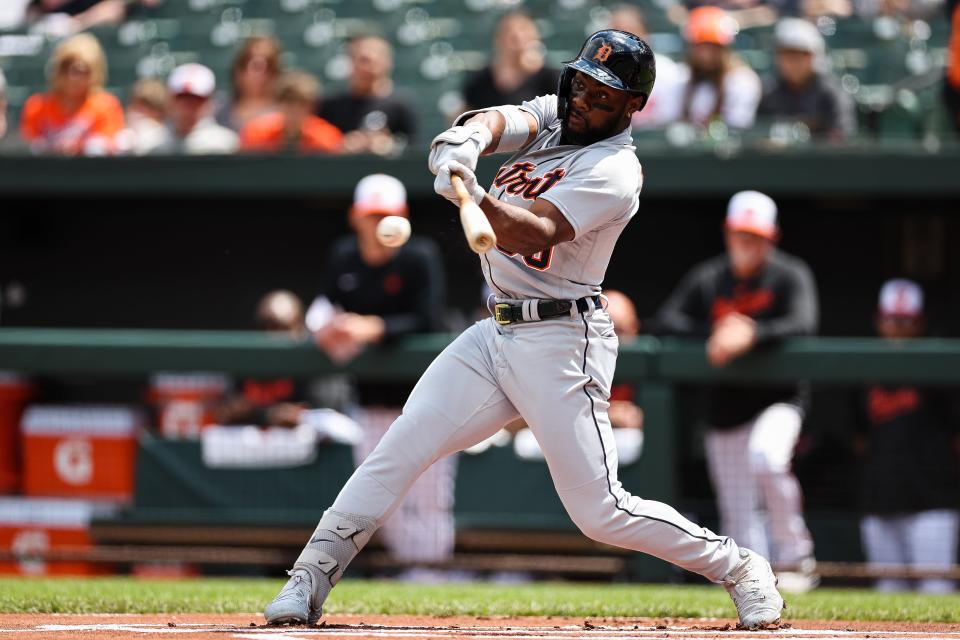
[{"xmin": 493, "ymin": 295, "xmax": 602, "ymax": 325}]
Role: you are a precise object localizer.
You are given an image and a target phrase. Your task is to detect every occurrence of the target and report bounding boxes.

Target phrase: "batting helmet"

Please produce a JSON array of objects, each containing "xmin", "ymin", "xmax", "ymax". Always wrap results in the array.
[{"xmin": 557, "ymin": 29, "xmax": 656, "ymax": 120}]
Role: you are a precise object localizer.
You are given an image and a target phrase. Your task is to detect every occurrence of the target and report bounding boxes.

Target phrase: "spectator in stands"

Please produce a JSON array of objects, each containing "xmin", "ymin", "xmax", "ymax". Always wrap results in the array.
[
  {"xmin": 856, "ymin": 279, "xmax": 960, "ymax": 594},
  {"xmin": 945, "ymin": 0, "xmax": 960, "ymax": 132},
  {"xmin": 461, "ymin": 12, "xmax": 559, "ymax": 113},
  {"xmin": 19, "ymin": 33, "xmax": 124, "ymax": 155},
  {"xmin": 240, "ymin": 71, "xmax": 342, "ymax": 154},
  {"xmin": 605, "ymin": 4, "xmax": 684, "ymax": 129},
  {"xmin": 305, "ymin": 174, "xmax": 452, "ymax": 580},
  {"xmin": 659, "ymin": 7, "xmax": 762, "ymax": 131},
  {"xmin": 757, "ymin": 19, "xmax": 856, "ymax": 141},
  {"xmin": 650, "ymin": 191, "xmax": 819, "ymax": 593},
  {"xmin": 26, "ymin": 0, "xmax": 163, "ymax": 36},
  {"xmin": 217, "ymin": 36, "xmax": 282, "ymax": 133},
  {"xmin": 317, "ymin": 35, "xmax": 417, "ymax": 156},
  {"xmin": 152, "ymin": 63, "xmax": 238, "ymax": 155},
  {"xmin": 117, "ymin": 78, "xmax": 169, "ymax": 155},
  {"xmin": 215, "ymin": 290, "xmax": 312, "ymax": 428}
]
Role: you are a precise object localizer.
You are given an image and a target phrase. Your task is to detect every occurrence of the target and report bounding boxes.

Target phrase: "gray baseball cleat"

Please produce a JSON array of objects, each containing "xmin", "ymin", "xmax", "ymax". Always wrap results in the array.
[
  {"xmin": 722, "ymin": 548, "xmax": 785, "ymax": 629},
  {"xmin": 264, "ymin": 569, "xmax": 320, "ymax": 625}
]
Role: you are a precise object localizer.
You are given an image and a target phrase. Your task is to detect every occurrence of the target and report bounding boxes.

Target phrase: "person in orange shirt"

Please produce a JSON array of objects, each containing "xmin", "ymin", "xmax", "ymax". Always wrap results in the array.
[
  {"xmin": 19, "ymin": 32, "xmax": 123, "ymax": 155},
  {"xmin": 240, "ymin": 71, "xmax": 342, "ymax": 154}
]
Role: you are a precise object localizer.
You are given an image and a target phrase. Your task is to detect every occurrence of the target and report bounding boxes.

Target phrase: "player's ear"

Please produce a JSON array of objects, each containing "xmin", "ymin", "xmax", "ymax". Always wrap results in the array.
[{"xmin": 625, "ymin": 94, "xmax": 645, "ymax": 117}]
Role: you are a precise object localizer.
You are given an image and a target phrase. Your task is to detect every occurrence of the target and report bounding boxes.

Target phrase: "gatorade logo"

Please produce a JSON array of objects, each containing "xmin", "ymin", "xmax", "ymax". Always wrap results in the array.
[{"xmin": 54, "ymin": 438, "xmax": 93, "ymax": 486}]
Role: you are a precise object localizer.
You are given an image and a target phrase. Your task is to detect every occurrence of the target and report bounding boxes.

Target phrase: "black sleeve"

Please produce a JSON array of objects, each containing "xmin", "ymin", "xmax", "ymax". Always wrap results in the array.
[
  {"xmin": 649, "ymin": 264, "xmax": 713, "ymax": 336},
  {"xmin": 755, "ymin": 76, "xmax": 777, "ymax": 117},
  {"xmin": 754, "ymin": 259, "xmax": 819, "ymax": 343},
  {"xmin": 389, "ymin": 96, "xmax": 419, "ymax": 139},
  {"xmin": 318, "ymin": 237, "xmax": 352, "ymax": 306},
  {"xmin": 463, "ymin": 67, "xmax": 491, "ymax": 111},
  {"xmin": 852, "ymin": 388, "xmax": 871, "ymax": 436},
  {"xmin": 381, "ymin": 240, "xmax": 446, "ymax": 339}
]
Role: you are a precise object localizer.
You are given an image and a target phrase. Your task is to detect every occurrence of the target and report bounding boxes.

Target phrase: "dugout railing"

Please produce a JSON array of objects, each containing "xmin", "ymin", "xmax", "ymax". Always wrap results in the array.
[
  {"xmin": 0, "ymin": 329, "xmax": 959, "ymax": 582},
  {"xmin": 0, "ymin": 147, "xmax": 958, "ymax": 197}
]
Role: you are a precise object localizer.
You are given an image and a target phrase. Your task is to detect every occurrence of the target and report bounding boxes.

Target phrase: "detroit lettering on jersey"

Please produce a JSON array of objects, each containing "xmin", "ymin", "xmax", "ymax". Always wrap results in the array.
[
  {"xmin": 493, "ymin": 162, "xmax": 566, "ymax": 201},
  {"xmin": 480, "ymin": 94, "xmax": 642, "ymax": 301}
]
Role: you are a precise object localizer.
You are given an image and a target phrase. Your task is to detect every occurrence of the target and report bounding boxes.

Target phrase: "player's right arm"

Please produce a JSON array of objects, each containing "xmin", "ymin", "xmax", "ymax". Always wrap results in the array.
[
  {"xmin": 428, "ymin": 97, "xmax": 548, "ymax": 175},
  {"xmin": 460, "ymin": 110, "xmax": 538, "ymax": 157}
]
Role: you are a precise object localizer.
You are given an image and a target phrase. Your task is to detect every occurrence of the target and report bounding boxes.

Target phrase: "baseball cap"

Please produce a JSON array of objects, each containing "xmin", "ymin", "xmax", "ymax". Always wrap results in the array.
[
  {"xmin": 725, "ymin": 190, "xmax": 778, "ymax": 240},
  {"xmin": 167, "ymin": 63, "xmax": 216, "ymax": 98},
  {"xmin": 350, "ymin": 173, "xmax": 408, "ymax": 219},
  {"xmin": 774, "ymin": 18, "xmax": 825, "ymax": 55},
  {"xmin": 685, "ymin": 7, "xmax": 738, "ymax": 46},
  {"xmin": 878, "ymin": 278, "xmax": 923, "ymax": 318}
]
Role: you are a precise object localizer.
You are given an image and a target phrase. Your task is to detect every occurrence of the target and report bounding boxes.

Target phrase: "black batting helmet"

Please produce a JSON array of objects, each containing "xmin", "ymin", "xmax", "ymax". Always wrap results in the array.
[{"xmin": 557, "ymin": 30, "xmax": 656, "ymax": 119}]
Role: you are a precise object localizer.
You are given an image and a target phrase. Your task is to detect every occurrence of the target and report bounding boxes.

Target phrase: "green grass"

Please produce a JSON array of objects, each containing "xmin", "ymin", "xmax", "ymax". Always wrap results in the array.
[{"xmin": 0, "ymin": 578, "xmax": 959, "ymax": 622}]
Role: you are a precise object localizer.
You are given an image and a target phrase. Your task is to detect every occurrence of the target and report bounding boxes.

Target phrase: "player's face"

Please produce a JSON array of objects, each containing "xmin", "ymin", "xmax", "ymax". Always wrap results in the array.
[
  {"xmin": 562, "ymin": 71, "xmax": 642, "ymax": 145},
  {"xmin": 725, "ymin": 229, "xmax": 774, "ymax": 278},
  {"xmin": 353, "ymin": 214, "xmax": 398, "ymax": 267},
  {"xmin": 876, "ymin": 314, "xmax": 924, "ymax": 339}
]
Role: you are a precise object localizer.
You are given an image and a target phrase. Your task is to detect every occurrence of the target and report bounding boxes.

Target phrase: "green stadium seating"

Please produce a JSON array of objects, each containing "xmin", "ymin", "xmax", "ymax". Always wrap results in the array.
[{"xmin": 0, "ymin": 0, "xmax": 951, "ymax": 141}]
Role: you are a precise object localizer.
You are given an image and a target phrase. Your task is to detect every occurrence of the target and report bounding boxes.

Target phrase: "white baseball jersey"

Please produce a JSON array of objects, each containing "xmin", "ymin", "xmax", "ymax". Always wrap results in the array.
[{"xmin": 480, "ymin": 94, "xmax": 642, "ymax": 301}]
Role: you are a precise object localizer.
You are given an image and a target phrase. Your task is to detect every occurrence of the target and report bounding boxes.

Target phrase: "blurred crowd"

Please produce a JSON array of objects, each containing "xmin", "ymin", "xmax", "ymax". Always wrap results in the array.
[{"xmin": 0, "ymin": 0, "xmax": 957, "ymax": 156}]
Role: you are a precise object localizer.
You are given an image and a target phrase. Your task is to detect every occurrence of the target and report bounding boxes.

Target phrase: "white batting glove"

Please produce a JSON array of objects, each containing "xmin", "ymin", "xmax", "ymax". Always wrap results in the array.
[
  {"xmin": 434, "ymin": 161, "xmax": 486, "ymax": 207},
  {"xmin": 427, "ymin": 123, "xmax": 492, "ymax": 175}
]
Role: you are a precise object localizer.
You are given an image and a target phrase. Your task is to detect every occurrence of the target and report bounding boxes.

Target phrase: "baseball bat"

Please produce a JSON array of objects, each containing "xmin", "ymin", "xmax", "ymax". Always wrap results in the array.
[{"xmin": 450, "ymin": 174, "xmax": 497, "ymax": 254}]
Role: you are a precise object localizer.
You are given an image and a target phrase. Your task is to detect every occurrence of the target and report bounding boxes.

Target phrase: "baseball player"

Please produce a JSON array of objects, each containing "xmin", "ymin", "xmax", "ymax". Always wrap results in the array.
[
  {"xmin": 264, "ymin": 30, "xmax": 783, "ymax": 628},
  {"xmin": 857, "ymin": 279, "xmax": 960, "ymax": 593},
  {"xmin": 651, "ymin": 191, "xmax": 818, "ymax": 592}
]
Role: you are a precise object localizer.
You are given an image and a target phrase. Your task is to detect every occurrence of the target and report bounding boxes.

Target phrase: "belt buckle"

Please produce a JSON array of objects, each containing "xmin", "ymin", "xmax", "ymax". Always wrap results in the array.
[{"xmin": 494, "ymin": 303, "xmax": 513, "ymax": 325}]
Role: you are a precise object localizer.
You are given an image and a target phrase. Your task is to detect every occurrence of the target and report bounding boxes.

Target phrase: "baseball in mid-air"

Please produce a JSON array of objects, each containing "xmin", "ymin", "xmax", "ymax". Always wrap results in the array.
[{"xmin": 376, "ymin": 215, "xmax": 411, "ymax": 247}]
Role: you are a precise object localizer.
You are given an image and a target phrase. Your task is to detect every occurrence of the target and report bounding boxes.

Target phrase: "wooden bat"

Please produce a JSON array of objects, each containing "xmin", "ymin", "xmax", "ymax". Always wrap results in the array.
[{"xmin": 450, "ymin": 174, "xmax": 497, "ymax": 254}]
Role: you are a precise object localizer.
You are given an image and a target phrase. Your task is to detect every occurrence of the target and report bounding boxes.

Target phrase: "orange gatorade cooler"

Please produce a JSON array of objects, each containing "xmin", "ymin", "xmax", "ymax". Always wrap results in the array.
[
  {"xmin": 0, "ymin": 373, "xmax": 33, "ymax": 494},
  {"xmin": 0, "ymin": 497, "xmax": 116, "ymax": 576},
  {"xmin": 21, "ymin": 406, "xmax": 142, "ymax": 501},
  {"xmin": 148, "ymin": 373, "xmax": 229, "ymax": 439}
]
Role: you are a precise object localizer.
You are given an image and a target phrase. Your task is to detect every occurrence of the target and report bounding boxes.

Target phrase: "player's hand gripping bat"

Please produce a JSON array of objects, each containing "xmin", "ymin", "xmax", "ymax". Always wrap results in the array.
[{"xmin": 450, "ymin": 174, "xmax": 497, "ymax": 254}]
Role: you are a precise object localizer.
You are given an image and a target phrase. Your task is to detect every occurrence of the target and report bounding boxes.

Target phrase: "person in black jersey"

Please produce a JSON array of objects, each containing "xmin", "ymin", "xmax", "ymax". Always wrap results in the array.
[
  {"xmin": 461, "ymin": 11, "xmax": 559, "ymax": 112},
  {"xmin": 316, "ymin": 35, "xmax": 417, "ymax": 156},
  {"xmin": 856, "ymin": 279, "xmax": 960, "ymax": 594},
  {"xmin": 305, "ymin": 174, "xmax": 453, "ymax": 579},
  {"xmin": 651, "ymin": 190, "xmax": 819, "ymax": 592}
]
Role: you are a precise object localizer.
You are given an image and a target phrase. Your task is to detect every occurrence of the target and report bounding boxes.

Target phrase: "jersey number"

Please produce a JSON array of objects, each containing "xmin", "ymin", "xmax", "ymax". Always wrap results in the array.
[{"xmin": 497, "ymin": 246, "xmax": 554, "ymax": 271}]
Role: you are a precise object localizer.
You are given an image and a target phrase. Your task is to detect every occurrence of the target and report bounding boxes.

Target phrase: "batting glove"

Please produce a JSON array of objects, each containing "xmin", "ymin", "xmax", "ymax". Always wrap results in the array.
[
  {"xmin": 428, "ymin": 123, "xmax": 492, "ymax": 175},
  {"xmin": 434, "ymin": 161, "xmax": 486, "ymax": 206}
]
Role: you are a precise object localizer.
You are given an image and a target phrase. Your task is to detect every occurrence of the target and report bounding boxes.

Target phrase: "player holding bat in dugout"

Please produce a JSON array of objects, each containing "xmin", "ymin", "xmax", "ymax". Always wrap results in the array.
[{"xmin": 264, "ymin": 30, "xmax": 785, "ymax": 630}]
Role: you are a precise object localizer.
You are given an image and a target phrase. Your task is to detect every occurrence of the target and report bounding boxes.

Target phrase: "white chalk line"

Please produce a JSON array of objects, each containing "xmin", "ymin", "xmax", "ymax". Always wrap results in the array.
[{"xmin": 0, "ymin": 623, "xmax": 952, "ymax": 639}]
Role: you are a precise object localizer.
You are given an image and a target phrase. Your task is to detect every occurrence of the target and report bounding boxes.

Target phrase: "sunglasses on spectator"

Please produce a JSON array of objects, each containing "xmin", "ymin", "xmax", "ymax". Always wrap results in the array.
[{"xmin": 59, "ymin": 61, "xmax": 92, "ymax": 77}]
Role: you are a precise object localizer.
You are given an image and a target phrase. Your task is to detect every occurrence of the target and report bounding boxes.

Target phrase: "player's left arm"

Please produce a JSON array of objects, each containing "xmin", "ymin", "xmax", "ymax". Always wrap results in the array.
[
  {"xmin": 752, "ymin": 261, "xmax": 820, "ymax": 344},
  {"xmin": 479, "ymin": 196, "xmax": 574, "ymax": 256}
]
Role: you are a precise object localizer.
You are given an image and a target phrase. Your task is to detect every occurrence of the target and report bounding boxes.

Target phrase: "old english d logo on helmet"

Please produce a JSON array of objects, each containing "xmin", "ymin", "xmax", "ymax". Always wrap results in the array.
[
  {"xmin": 593, "ymin": 42, "xmax": 613, "ymax": 63},
  {"xmin": 556, "ymin": 29, "xmax": 657, "ymax": 119}
]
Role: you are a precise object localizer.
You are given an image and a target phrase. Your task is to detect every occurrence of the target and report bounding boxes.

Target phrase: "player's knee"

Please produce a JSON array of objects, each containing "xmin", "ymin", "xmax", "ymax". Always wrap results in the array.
[{"xmin": 566, "ymin": 505, "xmax": 619, "ymax": 545}]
